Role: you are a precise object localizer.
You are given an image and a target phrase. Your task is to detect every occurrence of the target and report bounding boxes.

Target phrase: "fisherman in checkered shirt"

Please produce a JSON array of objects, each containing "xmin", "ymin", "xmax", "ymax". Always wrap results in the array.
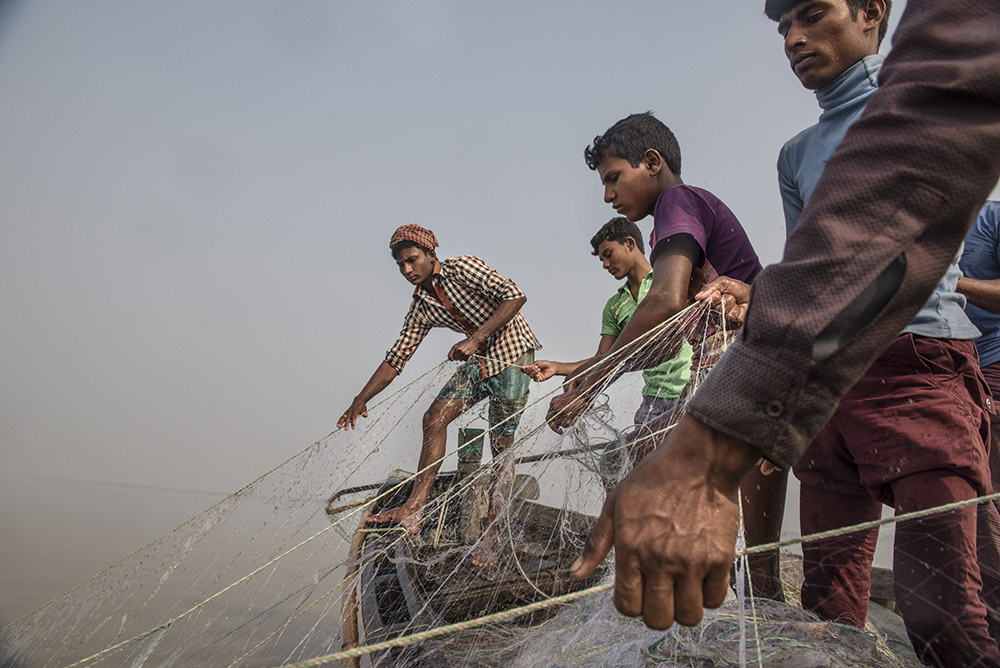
[{"xmin": 337, "ymin": 224, "xmax": 540, "ymax": 566}]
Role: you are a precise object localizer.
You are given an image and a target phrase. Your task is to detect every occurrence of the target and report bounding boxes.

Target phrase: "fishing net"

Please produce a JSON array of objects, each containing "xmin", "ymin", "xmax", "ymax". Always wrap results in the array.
[{"xmin": 0, "ymin": 300, "xmax": 961, "ymax": 668}]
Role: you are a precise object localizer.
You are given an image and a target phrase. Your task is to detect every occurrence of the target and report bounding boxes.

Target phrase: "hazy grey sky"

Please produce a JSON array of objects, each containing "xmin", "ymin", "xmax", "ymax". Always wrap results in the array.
[{"xmin": 1, "ymin": 0, "xmax": 983, "ymax": 495}]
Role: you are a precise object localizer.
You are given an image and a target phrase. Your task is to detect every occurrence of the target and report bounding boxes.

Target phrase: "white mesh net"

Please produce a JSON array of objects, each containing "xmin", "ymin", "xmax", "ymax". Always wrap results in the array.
[{"xmin": 0, "ymin": 301, "xmax": 949, "ymax": 668}]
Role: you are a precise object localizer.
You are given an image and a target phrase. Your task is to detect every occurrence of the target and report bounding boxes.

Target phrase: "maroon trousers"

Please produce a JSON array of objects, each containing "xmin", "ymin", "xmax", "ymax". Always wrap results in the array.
[
  {"xmin": 978, "ymin": 362, "xmax": 1000, "ymax": 638},
  {"xmin": 795, "ymin": 335, "xmax": 999, "ymax": 667}
]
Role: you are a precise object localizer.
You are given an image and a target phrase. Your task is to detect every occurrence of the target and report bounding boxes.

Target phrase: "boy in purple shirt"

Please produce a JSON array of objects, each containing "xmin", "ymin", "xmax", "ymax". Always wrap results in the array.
[{"xmin": 547, "ymin": 112, "xmax": 785, "ymax": 600}]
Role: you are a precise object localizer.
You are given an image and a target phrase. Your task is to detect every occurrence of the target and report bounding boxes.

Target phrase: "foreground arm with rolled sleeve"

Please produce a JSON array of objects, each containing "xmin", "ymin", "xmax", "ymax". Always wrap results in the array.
[{"xmin": 572, "ymin": 0, "xmax": 1000, "ymax": 629}]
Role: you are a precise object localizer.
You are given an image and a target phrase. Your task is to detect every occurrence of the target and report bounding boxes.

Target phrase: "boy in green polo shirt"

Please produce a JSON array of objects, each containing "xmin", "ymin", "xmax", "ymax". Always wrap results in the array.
[{"xmin": 523, "ymin": 217, "xmax": 693, "ymax": 475}]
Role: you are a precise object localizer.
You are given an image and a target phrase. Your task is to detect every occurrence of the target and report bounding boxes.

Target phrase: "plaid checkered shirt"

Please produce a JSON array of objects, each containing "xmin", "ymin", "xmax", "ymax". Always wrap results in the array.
[{"xmin": 385, "ymin": 255, "xmax": 541, "ymax": 379}]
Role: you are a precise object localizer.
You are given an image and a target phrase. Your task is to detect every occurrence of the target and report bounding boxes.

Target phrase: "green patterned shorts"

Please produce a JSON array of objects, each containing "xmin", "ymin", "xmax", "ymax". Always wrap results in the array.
[{"xmin": 437, "ymin": 350, "xmax": 534, "ymax": 438}]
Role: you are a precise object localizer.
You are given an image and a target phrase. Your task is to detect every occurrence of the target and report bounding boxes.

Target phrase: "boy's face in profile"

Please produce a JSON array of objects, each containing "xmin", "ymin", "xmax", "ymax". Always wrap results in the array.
[
  {"xmin": 777, "ymin": 0, "xmax": 881, "ymax": 90},
  {"xmin": 597, "ymin": 157, "xmax": 661, "ymax": 223}
]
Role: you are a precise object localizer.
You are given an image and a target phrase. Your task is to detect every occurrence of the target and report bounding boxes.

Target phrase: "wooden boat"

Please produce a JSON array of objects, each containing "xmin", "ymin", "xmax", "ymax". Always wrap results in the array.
[{"xmin": 327, "ymin": 465, "xmax": 606, "ymax": 667}]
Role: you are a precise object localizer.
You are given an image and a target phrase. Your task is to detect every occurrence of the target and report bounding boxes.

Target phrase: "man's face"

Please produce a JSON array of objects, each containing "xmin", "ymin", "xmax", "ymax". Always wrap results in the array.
[
  {"xmin": 597, "ymin": 157, "xmax": 660, "ymax": 222},
  {"xmin": 595, "ymin": 239, "xmax": 637, "ymax": 281},
  {"xmin": 778, "ymin": 0, "xmax": 878, "ymax": 90},
  {"xmin": 395, "ymin": 246, "xmax": 436, "ymax": 285}
]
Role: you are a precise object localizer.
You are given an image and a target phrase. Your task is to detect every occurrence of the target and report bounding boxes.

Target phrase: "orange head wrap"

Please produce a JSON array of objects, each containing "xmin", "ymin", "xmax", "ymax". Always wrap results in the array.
[{"xmin": 389, "ymin": 224, "xmax": 439, "ymax": 251}]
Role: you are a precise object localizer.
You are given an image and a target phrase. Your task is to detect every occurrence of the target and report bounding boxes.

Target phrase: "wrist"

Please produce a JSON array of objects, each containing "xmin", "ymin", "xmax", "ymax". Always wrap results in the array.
[
  {"xmin": 579, "ymin": 356, "xmax": 613, "ymax": 389},
  {"xmin": 668, "ymin": 415, "xmax": 759, "ymax": 491}
]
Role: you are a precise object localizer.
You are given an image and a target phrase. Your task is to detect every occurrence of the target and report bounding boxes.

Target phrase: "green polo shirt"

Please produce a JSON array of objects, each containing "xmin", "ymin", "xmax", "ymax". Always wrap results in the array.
[{"xmin": 601, "ymin": 272, "xmax": 693, "ymax": 399}]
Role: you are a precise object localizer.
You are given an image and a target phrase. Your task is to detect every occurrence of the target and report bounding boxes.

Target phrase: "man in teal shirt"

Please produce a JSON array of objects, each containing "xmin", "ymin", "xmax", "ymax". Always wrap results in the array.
[{"xmin": 523, "ymin": 217, "xmax": 693, "ymax": 459}]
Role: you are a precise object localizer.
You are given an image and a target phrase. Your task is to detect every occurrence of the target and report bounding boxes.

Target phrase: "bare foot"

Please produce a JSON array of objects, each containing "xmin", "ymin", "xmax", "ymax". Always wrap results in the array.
[
  {"xmin": 366, "ymin": 505, "xmax": 423, "ymax": 534},
  {"xmin": 471, "ymin": 536, "xmax": 498, "ymax": 568}
]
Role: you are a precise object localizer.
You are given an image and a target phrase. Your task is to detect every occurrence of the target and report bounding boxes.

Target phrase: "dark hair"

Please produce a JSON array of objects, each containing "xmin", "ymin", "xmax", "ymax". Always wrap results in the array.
[
  {"xmin": 390, "ymin": 240, "xmax": 432, "ymax": 260},
  {"xmin": 584, "ymin": 112, "xmax": 681, "ymax": 176},
  {"xmin": 591, "ymin": 217, "xmax": 645, "ymax": 256},
  {"xmin": 764, "ymin": 0, "xmax": 892, "ymax": 46}
]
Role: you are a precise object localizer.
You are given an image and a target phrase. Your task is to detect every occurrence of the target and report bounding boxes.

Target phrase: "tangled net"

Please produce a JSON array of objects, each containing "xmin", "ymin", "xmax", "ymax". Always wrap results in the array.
[{"xmin": 0, "ymin": 301, "xmax": 925, "ymax": 667}]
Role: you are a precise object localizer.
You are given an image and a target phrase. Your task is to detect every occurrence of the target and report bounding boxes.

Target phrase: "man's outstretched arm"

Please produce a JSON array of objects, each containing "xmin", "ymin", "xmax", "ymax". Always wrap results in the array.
[
  {"xmin": 337, "ymin": 361, "xmax": 398, "ymax": 429},
  {"xmin": 340, "ymin": 306, "xmax": 429, "ymax": 429},
  {"xmin": 523, "ymin": 335, "xmax": 618, "ymax": 382}
]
